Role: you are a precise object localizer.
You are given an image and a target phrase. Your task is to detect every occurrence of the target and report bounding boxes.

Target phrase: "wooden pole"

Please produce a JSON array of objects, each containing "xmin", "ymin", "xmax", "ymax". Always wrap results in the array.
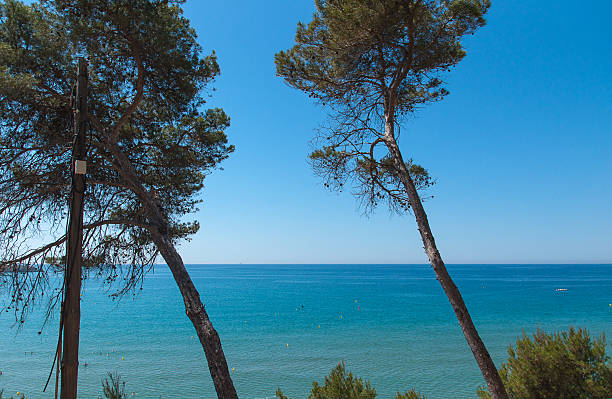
[{"xmin": 60, "ymin": 57, "xmax": 88, "ymax": 399}]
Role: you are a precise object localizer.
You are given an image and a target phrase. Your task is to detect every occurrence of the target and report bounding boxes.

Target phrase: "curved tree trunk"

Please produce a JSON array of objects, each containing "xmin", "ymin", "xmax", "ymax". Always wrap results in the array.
[
  {"xmin": 150, "ymin": 231, "xmax": 238, "ymax": 399},
  {"xmin": 384, "ymin": 137, "xmax": 508, "ymax": 399},
  {"xmin": 103, "ymin": 139, "xmax": 238, "ymax": 399}
]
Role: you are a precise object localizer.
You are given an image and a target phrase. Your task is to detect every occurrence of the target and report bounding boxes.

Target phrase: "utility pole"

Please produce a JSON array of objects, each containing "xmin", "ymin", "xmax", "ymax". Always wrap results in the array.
[{"xmin": 60, "ymin": 57, "xmax": 88, "ymax": 399}]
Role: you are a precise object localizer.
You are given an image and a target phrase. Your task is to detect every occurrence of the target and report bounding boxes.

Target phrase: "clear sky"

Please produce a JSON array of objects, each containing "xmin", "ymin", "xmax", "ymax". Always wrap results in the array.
[{"xmin": 173, "ymin": 0, "xmax": 612, "ymax": 264}]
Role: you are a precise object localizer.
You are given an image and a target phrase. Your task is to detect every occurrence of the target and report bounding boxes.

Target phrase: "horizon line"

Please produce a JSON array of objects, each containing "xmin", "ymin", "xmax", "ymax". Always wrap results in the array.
[{"xmin": 156, "ymin": 262, "xmax": 612, "ymax": 266}]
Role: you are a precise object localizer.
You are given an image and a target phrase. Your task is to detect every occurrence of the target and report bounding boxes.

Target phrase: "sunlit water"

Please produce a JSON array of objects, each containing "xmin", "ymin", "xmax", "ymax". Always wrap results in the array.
[{"xmin": 1, "ymin": 264, "xmax": 611, "ymax": 399}]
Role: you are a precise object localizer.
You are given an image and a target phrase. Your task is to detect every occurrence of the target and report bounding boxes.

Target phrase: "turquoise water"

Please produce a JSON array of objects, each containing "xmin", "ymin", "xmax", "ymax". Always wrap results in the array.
[{"xmin": 1, "ymin": 264, "xmax": 611, "ymax": 399}]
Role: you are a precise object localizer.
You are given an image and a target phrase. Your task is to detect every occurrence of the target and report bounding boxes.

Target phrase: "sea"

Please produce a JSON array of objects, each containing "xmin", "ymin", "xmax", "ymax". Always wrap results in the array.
[{"xmin": 1, "ymin": 264, "xmax": 611, "ymax": 399}]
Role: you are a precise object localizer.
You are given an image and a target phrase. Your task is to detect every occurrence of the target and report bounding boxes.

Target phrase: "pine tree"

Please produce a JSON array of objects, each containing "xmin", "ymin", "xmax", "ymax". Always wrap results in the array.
[
  {"xmin": 0, "ymin": 1, "xmax": 237, "ymax": 397},
  {"xmin": 275, "ymin": 1, "xmax": 507, "ymax": 398}
]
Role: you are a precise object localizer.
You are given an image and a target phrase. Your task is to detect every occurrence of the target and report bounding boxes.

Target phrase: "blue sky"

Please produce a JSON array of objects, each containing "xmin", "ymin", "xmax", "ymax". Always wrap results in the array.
[{"xmin": 173, "ymin": 0, "xmax": 612, "ymax": 264}]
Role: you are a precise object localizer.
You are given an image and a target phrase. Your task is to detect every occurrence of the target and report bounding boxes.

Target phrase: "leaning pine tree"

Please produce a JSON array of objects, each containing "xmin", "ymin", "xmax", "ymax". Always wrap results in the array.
[
  {"xmin": 0, "ymin": 1, "xmax": 237, "ymax": 398},
  {"xmin": 275, "ymin": 1, "xmax": 507, "ymax": 398}
]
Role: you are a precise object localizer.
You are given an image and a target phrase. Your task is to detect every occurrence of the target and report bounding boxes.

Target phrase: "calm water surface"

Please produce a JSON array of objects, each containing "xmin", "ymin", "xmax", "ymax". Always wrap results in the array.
[{"xmin": 1, "ymin": 264, "xmax": 611, "ymax": 398}]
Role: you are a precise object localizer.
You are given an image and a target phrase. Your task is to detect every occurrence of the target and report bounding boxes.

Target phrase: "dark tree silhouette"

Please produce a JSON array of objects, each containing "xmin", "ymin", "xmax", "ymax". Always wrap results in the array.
[{"xmin": 0, "ymin": 1, "xmax": 237, "ymax": 397}]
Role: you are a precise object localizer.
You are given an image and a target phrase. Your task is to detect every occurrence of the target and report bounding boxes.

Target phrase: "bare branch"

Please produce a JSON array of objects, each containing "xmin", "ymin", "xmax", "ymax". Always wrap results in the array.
[{"xmin": 0, "ymin": 235, "xmax": 67, "ymax": 271}]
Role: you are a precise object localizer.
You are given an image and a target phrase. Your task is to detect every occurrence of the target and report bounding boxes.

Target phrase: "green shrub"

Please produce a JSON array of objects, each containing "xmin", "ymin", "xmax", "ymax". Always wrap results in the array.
[
  {"xmin": 276, "ymin": 361, "xmax": 425, "ymax": 399},
  {"xmin": 101, "ymin": 372, "xmax": 127, "ymax": 399},
  {"xmin": 394, "ymin": 391, "xmax": 426, "ymax": 399},
  {"xmin": 477, "ymin": 327, "xmax": 612, "ymax": 399}
]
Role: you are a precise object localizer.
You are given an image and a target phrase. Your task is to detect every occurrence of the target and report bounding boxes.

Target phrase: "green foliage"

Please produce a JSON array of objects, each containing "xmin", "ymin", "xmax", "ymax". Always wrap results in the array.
[
  {"xmin": 0, "ymin": 0, "xmax": 232, "ymax": 309},
  {"xmin": 101, "ymin": 372, "xmax": 127, "ymax": 399},
  {"xmin": 476, "ymin": 327, "xmax": 612, "ymax": 399},
  {"xmin": 275, "ymin": 0, "xmax": 489, "ymax": 214},
  {"xmin": 276, "ymin": 0, "xmax": 489, "ymax": 111},
  {"xmin": 394, "ymin": 390, "xmax": 426, "ymax": 399},
  {"xmin": 276, "ymin": 362, "xmax": 426, "ymax": 399}
]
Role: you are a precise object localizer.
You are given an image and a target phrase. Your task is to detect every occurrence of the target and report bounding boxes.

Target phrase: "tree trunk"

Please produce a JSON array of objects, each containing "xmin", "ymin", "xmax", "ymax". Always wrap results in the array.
[
  {"xmin": 384, "ymin": 137, "xmax": 509, "ymax": 399},
  {"xmin": 150, "ymin": 231, "xmax": 239, "ymax": 399},
  {"xmin": 103, "ymin": 140, "xmax": 238, "ymax": 399}
]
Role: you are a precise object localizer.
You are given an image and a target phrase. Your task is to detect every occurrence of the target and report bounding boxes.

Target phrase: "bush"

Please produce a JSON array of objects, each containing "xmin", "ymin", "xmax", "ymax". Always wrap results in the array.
[
  {"xmin": 477, "ymin": 327, "xmax": 612, "ymax": 399},
  {"xmin": 276, "ymin": 361, "xmax": 425, "ymax": 399},
  {"xmin": 101, "ymin": 372, "xmax": 127, "ymax": 399},
  {"xmin": 394, "ymin": 391, "xmax": 426, "ymax": 399}
]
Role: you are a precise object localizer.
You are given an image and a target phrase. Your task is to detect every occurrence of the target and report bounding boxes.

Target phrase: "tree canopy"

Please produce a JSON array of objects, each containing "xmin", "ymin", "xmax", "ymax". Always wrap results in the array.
[
  {"xmin": 0, "ymin": 0, "xmax": 232, "ymax": 316},
  {"xmin": 275, "ymin": 0, "xmax": 489, "ymax": 213}
]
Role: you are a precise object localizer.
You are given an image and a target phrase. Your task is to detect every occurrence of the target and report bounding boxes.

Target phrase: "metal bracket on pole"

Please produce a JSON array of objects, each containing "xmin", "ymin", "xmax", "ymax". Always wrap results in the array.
[{"xmin": 74, "ymin": 160, "xmax": 87, "ymax": 175}]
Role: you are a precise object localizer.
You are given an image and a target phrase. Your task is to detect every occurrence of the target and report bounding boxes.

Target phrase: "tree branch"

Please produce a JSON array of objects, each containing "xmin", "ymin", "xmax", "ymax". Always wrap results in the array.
[
  {"xmin": 111, "ymin": 37, "xmax": 145, "ymax": 139},
  {"xmin": 0, "ymin": 218, "xmax": 150, "ymax": 271},
  {"xmin": 0, "ymin": 235, "xmax": 67, "ymax": 270},
  {"xmin": 83, "ymin": 218, "xmax": 149, "ymax": 231},
  {"xmin": 389, "ymin": 6, "xmax": 415, "ymax": 103}
]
